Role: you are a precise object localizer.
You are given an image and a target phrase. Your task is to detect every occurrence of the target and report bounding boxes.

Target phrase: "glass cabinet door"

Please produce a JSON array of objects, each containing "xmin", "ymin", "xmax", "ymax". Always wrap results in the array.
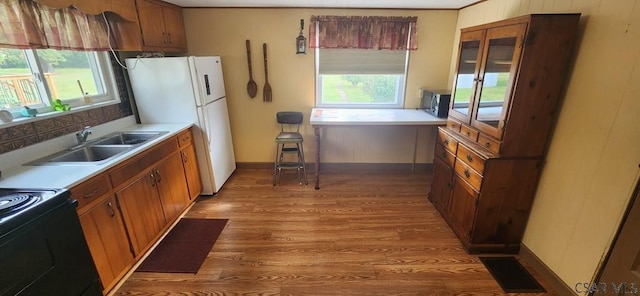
[
  {"xmin": 471, "ymin": 23, "xmax": 527, "ymax": 139},
  {"xmin": 449, "ymin": 30, "xmax": 485, "ymax": 123}
]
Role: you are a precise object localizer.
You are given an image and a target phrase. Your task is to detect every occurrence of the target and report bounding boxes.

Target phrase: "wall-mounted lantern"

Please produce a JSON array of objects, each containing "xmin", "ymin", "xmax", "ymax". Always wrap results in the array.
[{"xmin": 296, "ymin": 19, "xmax": 306, "ymax": 54}]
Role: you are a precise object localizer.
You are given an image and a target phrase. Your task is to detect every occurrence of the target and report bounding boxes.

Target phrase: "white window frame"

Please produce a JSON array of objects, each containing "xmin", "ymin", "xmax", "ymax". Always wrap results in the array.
[
  {"xmin": 3, "ymin": 49, "xmax": 120, "ymax": 117},
  {"xmin": 315, "ymin": 49, "xmax": 409, "ymax": 109}
]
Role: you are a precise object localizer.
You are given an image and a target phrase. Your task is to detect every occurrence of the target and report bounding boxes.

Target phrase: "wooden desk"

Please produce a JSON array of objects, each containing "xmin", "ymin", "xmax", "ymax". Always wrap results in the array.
[{"xmin": 309, "ymin": 108, "xmax": 447, "ymax": 189}]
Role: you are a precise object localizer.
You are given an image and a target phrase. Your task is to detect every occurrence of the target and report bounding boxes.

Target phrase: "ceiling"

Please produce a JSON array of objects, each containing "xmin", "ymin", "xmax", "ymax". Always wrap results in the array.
[{"xmin": 163, "ymin": 0, "xmax": 483, "ymax": 9}]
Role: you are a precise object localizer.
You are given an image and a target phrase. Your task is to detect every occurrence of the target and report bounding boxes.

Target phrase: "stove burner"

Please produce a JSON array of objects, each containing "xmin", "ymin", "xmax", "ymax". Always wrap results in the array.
[{"xmin": 0, "ymin": 193, "xmax": 40, "ymax": 215}]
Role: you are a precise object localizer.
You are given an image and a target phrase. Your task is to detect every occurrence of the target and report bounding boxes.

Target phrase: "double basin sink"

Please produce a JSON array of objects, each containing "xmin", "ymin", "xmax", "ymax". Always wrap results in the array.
[{"xmin": 27, "ymin": 131, "xmax": 168, "ymax": 166}]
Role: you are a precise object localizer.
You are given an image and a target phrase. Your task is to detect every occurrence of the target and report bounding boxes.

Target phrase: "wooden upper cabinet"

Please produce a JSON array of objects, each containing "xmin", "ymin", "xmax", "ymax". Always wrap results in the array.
[
  {"xmin": 449, "ymin": 30, "xmax": 485, "ymax": 124},
  {"xmin": 35, "ymin": 0, "xmax": 187, "ymax": 52},
  {"xmin": 448, "ymin": 14, "xmax": 581, "ymax": 157},
  {"xmin": 450, "ymin": 23, "xmax": 526, "ymax": 141},
  {"xmin": 471, "ymin": 24, "xmax": 526, "ymax": 140},
  {"xmin": 135, "ymin": 0, "xmax": 187, "ymax": 52},
  {"xmin": 161, "ymin": 4, "xmax": 187, "ymax": 50},
  {"xmin": 37, "ymin": 0, "xmax": 137, "ymax": 21},
  {"xmin": 135, "ymin": 0, "xmax": 166, "ymax": 48}
]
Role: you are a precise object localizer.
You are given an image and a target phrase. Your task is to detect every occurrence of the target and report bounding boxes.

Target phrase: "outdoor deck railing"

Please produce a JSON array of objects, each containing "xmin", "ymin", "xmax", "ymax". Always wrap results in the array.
[{"xmin": 0, "ymin": 73, "xmax": 58, "ymax": 108}]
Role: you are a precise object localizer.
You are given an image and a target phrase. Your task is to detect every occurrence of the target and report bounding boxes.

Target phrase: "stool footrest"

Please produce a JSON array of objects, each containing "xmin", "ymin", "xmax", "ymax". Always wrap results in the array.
[
  {"xmin": 277, "ymin": 162, "xmax": 303, "ymax": 169},
  {"xmin": 281, "ymin": 147, "xmax": 299, "ymax": 153}
]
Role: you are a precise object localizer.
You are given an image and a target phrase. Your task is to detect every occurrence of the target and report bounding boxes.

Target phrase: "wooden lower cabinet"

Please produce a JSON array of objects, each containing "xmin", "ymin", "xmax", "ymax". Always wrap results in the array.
[
  {"xmin": 74, "ymin": 127, "xmax": 201, "ymax": 293},
  {"xmin": 78, "ymin": 196, "xmax": 134, "ymax": 293},
  {"xmin": 115, "ymin": 174, "xmax": 167, "ymax": 256},
  {"xmin": 430, "ymin": 128, "xmax": 542, "ymax": 253},
  {"xmin": 181, "ymin": 143, "xmax": 202, "ymax": 201},
  {"xmin": 430, "ymin": 157, "xmax": 453, "ymax": 213},
  {"xmin": 447, "ymin": 176, "xmax": 478, "ymax": 242},
  {"xmin": 155, "ymin": 153, "xmax": 190, "ymax": 223}
]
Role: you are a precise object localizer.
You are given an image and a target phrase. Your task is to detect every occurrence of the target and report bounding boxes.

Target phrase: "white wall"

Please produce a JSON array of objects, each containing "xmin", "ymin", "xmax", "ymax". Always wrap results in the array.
[{"xmin": 183, "ymin": 8, "xmax": 458, "ymax": 164}]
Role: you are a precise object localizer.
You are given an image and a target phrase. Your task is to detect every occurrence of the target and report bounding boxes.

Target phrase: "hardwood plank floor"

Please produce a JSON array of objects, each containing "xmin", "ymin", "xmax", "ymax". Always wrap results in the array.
[{"xmin": 112, "ymin": 168, "xmax": 557, "ymax": 295}]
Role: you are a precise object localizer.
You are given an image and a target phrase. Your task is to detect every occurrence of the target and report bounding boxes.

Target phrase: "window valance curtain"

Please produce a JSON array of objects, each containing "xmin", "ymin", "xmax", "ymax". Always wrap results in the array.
[
  {"xmin": 309, "ymin": 16, "xmax": 418, "ymax": 50},
  {"xmin": 0, "ymin": 0, "xmax": 111, "ymax": 50}
]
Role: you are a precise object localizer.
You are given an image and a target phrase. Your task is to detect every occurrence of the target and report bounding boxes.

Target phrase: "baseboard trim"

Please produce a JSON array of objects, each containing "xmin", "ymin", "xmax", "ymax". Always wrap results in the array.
[
  {"xmin": 519, "ymin": 243, "xmax": 577, "ymax": 296},
  {"xmin": 236, "ymin": 162, "xmax": 433, "ymax": 172}
]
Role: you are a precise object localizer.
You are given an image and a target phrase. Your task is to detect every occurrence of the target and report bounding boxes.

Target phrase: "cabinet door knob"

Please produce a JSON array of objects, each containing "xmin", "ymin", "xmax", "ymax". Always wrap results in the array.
[
  {"xmin": 466, "ymin": 155, "xmax": 473, "ymax": 162},
  {"xmin": 443, "ymin": 139, "xmax": 449, "ymax": 146},
  {"xmin": 464, "ymin": 169, "xmax": 471, "ymax": 178}
]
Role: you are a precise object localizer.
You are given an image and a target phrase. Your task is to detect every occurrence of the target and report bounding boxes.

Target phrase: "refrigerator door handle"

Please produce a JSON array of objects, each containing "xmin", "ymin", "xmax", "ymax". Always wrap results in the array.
[
  {"xmin": 204, "ymin": 74, "xmax": 211, "ymax": 95},
  {"xmin": 202, "ymin": 107, "xmax": 214, "ymax": 148}
]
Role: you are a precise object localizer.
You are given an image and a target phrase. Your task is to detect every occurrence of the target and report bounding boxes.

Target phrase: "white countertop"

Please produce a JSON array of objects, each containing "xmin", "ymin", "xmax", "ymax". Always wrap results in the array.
[
  {"xmin": 0, "ymin": 122, "xmax": 193, "ymax": 189},
  {"xmin": 310, "ymin": 108, "xmax": 447, "ymax": 126}
]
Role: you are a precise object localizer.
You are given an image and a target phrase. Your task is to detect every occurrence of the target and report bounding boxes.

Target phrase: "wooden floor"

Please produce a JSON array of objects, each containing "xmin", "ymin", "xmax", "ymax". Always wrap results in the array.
[{"xmin": 113, "ymin": 168, "xmax": 556, "ymax": 295}]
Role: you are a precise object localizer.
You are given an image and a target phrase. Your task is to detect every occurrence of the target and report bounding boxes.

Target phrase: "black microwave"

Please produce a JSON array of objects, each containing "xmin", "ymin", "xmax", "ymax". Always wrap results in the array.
[{"xmin": 420, "ymin": 89, "xmax": 451, "ymax": 118}]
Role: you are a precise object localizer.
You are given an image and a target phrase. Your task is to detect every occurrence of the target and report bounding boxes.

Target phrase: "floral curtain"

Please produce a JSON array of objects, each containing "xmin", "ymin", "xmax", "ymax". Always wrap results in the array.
[
  {"xmin": 309, "ymin": 16, "xmax": 418, "ymax": 50},
  {"xmin": 0, "ymin": 0, "xmax": 111, "ymax": 50}
]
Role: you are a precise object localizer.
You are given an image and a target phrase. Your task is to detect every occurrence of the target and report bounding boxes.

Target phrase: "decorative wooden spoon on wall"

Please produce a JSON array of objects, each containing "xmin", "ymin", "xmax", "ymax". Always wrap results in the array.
[
  {"xmin": 245, "ymin": 40, "xmax": 257, "ymax": 98},
  {"xmin": 263, "ymin": 43, "xmax": 272, "ymax": 102}
]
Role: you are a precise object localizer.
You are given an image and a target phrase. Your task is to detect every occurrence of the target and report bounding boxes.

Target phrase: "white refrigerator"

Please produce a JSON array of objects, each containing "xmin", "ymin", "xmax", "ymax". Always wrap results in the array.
[{"xmin": 125, "ymin": 56, "xmax": 236, "ymax": 195}]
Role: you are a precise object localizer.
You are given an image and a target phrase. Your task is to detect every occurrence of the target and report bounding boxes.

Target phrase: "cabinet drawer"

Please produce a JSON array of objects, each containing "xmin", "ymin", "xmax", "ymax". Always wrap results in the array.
[
  {"xmin": 437, "ymin": 129, "xmax": 458, "ymax": 154},
  {"xmin": 435, "ymin": 144, "xmax": 455, "ymax": 168},
  {"xmin": 446, "ymin": 120, "xmax": 462, "ymax": 132},
  {"xmin": 454, "ymin": 160, "xmax": 482, "ymax": 192},
  {"xmin": 456, "ymin": 144, "xmax": 486, "ymax": 174},
  {"xmin": 477, "ymin": 133, "xmax": 501, "ymax": 154},
  {"xmin": 177, "ymin": 129, "xmax": 193, "ymax": 148},
  {"xmin": 72, "ymin": 174, "xmax": 111, "ymax": 210},
  {"xmin": 460, "ymin": 124, "xmax": 479, "ymax": 141},
  {"xmin": 109, "ymin": 138, "xmax": 179, "ymax": 188}
]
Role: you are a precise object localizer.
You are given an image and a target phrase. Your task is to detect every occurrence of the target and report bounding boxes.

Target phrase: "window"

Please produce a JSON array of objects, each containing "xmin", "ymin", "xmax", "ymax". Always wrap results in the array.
[
  {"xmin": 0, "ymin": 48, "xmax": 120, "ymax": 115},
  {"xmin": 316, "ymin": 49, "xmax": 408, "ymax": 108}
]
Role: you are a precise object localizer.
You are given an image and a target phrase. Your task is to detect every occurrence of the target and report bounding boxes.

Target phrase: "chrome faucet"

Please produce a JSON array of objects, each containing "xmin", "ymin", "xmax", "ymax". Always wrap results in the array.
[{"xmin": 75, "ymin": 126, "xmax": 92, "ymax": 145}]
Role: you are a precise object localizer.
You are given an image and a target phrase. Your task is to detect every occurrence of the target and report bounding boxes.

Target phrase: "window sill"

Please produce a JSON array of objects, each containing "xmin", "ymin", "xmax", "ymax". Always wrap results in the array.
[{"xmin": 0, "ymin": 101, "xmax": 121, "ymax": 129}]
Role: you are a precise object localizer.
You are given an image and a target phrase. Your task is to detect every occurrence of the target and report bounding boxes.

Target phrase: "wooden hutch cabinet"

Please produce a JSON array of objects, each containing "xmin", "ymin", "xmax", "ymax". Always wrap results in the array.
[{"xmin": 429, "ymin": 14, "xmax": 581, "ymax": 253}]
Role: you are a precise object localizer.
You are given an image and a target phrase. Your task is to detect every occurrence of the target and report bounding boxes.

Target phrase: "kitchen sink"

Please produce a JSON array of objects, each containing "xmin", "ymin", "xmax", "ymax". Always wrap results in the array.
[
  {"xmin": 27, "ymin": 146, "xmax": 133, "ymax": 165},
  {"xmin": 25, "ymin": 131, "xmax": 169, "ymax": 166},
  {"xmin": 92, "ymin": 131, "xmax": 168, "ymax": 146},
  {"xmin": 48, "ymin": 146, "xmax": 131, "ymax": 162}
]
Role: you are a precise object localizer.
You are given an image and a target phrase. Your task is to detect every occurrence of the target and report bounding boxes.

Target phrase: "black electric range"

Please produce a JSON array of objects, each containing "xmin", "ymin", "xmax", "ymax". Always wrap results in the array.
[
  {"xmin": 0, "ymin": 188, "xmax": 102, "ymax": 295},
  {"xmin": 0, "ymin": 188, "xmax": 69, "ymax": 235}
]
